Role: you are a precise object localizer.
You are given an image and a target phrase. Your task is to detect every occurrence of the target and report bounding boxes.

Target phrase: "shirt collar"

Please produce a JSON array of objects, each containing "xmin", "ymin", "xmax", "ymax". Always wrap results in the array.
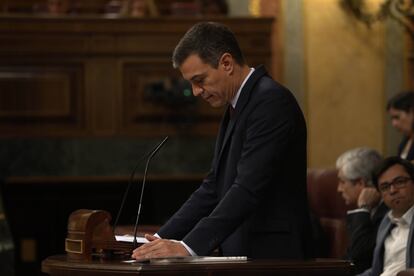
[
  {"xmin": 230, "ymin": 68, "xmax": 255, "ymax": 109},
  {"xmin": 388, "ymin": 204, "xmax": 414, "ymax": 226}
]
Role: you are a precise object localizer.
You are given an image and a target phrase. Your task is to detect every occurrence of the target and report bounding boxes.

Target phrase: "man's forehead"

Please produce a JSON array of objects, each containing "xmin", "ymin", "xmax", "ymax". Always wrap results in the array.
[
  {"xmin": 337, "ymin": 169, "xmax": 346, "ymax": 178},
  {"xmin": 181, "ymin": 70, "xmax": 206, "ymax": 82},
  {"xmin": 180, "ymin": 55, "xmax": 208, "ymax": 79},
  {"xmin": 379, "ymin": 164, "xmax": 408, "ymax": 182}
]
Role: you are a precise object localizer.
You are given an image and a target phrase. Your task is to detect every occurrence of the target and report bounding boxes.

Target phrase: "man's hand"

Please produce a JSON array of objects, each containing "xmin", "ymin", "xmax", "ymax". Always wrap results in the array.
[
  {"xmin": 357, "ymin": 187, "xmax": 381, "ymax": 210},
  {"xmin": 131, "ymin": 234, "xmax": 190, "ymax": 260}
]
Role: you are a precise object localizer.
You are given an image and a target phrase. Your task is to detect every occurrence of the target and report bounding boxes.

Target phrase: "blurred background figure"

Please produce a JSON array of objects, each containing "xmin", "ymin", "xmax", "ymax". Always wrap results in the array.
[
  {"xmin": 105, "ymin": 0, "xmax": 124, "ymax": 15},
  {"xmin": 199, "ymin": 0, "xmax": 228, "ymax": 16},
  {"xmin": 105, "ymin": 0, "xmax": 158, "ymax": 17},
  {"xmin": 47, "ymin": 0, "xmax": 70, "ymax": 14},
  {"xmin": 387, "ymin": 91, "xmax": 414, "ymax": 161},
  {"xmin": 0, "ymin": 192, "xmax": 14, "ymax": 276},
  {"xmin": 129, "ymin": 0, "xmax": 158, "ymax": 17}
]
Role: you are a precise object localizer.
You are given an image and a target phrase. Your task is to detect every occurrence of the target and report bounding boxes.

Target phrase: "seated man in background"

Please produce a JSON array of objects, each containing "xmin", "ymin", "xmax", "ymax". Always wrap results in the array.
[
  {"xmin": 358, "ymin": 156, "xmax": 414, "ymax": 276},
  {"xmin": 336, "ymin": 147, "xmax": 388, "ymax": 273}
]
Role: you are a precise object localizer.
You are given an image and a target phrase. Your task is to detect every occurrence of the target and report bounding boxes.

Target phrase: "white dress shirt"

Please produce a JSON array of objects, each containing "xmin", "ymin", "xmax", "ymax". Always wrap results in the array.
[{"xmin": 381, "ymin": 205, "xmax": 414, "ymax": 276}]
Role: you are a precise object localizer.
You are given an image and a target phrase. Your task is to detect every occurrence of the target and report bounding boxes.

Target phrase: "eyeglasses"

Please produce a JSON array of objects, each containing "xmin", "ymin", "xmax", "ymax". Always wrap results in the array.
[{"xmin": 378, "ymin": 176, "xmax": 412, "ymax": 193}]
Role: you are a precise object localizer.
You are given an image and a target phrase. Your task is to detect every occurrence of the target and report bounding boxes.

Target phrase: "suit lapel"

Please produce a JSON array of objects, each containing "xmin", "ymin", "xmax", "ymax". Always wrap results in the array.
[
  {"xmin": 408, "ymin": 142, "xmax": 414, "ymax": 161},
  {"xmin": 406, "ymin": 211, "xmax": 414, "ymax": 268},
  {"xmin": 373, "ymin": 202, "xmax": 388, "ymax": 224},
  {"xmin": 372, "ymin": 217, "xmax": 393, "ymax": 275},
  {"xmin": 214, "ymin": 109, "xmax": 231, "ymax": 158},
  {"xmin": 214, "ymin": 66, "xmax": 268, "ymax": 172}
]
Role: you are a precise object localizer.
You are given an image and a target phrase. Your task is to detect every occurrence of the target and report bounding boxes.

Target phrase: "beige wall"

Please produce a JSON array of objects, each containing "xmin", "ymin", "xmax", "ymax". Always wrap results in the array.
[
  {"xmin": 260, "ymin": 0, "xmax": 396, "ymax": 168},
  {"xmin": 304, "ymin": 0, "xmax": 386, "ymax": 167}
]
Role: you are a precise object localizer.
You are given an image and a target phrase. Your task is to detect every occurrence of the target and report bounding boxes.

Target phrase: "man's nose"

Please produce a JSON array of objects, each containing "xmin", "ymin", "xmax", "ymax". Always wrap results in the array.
[
  {"xmin": 391, "ymin": 120, "xmax": 399, "ymax": 128},
  {"xmin": 192, "ymin": 84, "xmax": 203, "ymax": 96},
  {"xmin": 389, "ymin": 184, "xmax": 398, "ymax": 194}
]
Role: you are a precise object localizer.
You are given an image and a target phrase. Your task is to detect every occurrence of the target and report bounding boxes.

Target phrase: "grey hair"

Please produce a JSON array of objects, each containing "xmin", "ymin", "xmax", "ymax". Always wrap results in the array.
[{"xmin": 336, "ymin": 147, "xmax": 382, "ymax": 186}]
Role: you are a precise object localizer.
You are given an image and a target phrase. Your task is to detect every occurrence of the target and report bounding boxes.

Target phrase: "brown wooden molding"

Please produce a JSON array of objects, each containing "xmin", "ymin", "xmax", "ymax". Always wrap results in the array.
[
  {"xmin": 4, "ymin": 174, "xmax": 205, "ymax": 185},
  {"xmin": 0, "ymin": 16, "xmax": 273, "ymax": 137}
]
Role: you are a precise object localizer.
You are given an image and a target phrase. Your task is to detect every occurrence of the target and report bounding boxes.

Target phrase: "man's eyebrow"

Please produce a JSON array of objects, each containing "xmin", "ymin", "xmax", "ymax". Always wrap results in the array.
[
  {"xmin": 380, "ymin": 175, "xmax": 409, "ymax": 184},
  {"xmin": 190, "ymin": 73, "xmax": 205, "ymax": 82}
]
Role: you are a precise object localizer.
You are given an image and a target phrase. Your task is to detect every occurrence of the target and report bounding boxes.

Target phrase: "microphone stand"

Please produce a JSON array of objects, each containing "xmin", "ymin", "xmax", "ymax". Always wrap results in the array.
[
  {"xmin": 132, "ymin": 136, "xmax": 169, "ymax": 248},
  {"xmin": 113, "ymin": 136, "xmax": 169, "ymax": 237}
]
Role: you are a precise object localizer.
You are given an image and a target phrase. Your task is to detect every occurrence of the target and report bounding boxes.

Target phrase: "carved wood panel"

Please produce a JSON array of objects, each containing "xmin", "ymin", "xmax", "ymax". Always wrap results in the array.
[
  {"xmin": 0, "ymin": 16, "xmax": 273, "ymax": 137},
  {"xmin": 406, "ymin": 27, "xmax": 414, "ymax": 90},
  {"xmin": 0, "ymin": 63, "xmax": 86, "ymax": 136},
  {"xmin": 121, "ymin": 60, "xmax": 223, "ymax": 136}
]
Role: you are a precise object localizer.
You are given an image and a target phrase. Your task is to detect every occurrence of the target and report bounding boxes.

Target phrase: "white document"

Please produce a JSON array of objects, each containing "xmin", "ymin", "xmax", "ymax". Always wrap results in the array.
[
  {"xmin": 150, "ymin": 256, "xmax": 248, "ymax": 264},
  {"xmin": 115, "ymin": 235, "xmax": 149, "ymax": 244},
  {"xmin": 122, "ymin": 256, "xmax": 248, "ymax": 264}
]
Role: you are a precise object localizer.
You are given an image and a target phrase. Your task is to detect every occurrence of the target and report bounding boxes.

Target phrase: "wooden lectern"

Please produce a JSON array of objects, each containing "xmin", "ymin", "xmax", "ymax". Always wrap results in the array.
[
  {"xmin": 65, "ymin": 209, "xmax": 136, "ymax": 260},
  {"xmin": 42, "ymin": 209, "xmax": 356, "ymax": 275}
]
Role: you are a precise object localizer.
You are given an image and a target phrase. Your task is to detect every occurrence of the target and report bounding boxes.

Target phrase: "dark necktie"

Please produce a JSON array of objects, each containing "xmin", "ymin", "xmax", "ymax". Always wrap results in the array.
[{"xmin": 229, "ymin": 106, "xmax": 235, "ymax": 119}]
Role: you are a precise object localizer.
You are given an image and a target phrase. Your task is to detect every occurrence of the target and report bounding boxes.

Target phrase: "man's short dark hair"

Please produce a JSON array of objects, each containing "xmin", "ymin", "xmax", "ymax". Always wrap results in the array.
[
  {"xmin": 172, "ymin": 22, "xmax": 245, "ymax": 69},
  {"xmin": 372, "ymin": 156, "xmax": 414, "ymax": 189},
  {"xmin": 386, "ymin": 91, "xmax": 414, "ymax": 112}
]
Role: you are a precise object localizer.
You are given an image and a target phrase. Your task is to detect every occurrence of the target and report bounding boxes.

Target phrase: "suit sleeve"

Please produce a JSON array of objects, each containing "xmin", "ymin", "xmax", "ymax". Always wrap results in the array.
[
  {"xmin": 346, "ymin": 211, "xmax": 378, "ymax": 272},
  {"xmin": 182, "ymin": 94, "xmax": 295, "ymax": 255},
  {"xmin": 356, "ymin": 268, "xmax": 373, "ymax": 276},
  {"xmin": 157, "ymin": 169, "xmax": 219, "ymax": 240}
]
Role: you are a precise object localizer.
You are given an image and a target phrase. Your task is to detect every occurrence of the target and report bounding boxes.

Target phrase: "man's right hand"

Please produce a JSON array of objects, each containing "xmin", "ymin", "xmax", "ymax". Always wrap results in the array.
[{"xmin": 357, "ymin": 187, "xmax": 381, "ymax": 210}]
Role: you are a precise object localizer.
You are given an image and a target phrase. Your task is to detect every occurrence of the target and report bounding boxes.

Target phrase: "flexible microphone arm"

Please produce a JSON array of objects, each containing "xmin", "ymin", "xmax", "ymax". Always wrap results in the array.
[
  {"xmin": 132, "ymin": 136, "xmax": 169, "ymax": 248},
  {"xmin": 113, "ymin": 136, "xmax": 169, "ymax": 234}
]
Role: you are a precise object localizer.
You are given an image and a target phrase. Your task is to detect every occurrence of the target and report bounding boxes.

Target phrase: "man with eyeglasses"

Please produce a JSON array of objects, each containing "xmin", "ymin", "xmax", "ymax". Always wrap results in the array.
[{"xmin": 358, "ymin": 156, "xmax": 414, "ymax": 276}]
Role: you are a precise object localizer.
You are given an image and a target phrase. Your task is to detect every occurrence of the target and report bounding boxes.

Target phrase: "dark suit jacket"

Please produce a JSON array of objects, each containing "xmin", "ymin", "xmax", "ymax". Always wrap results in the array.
[
  {"xmin": 157, "ymin": 66, "xmax": 311, "ymax": 258},
  {"xmin": 398, "ymin": 137, "xmax": 414, "ymax": 161},
  {"xmin": 358, "ymin": 210, "xmax": 414, "ymax": 276},
  {"xmin": 346, "ymin": 202, "xmax": 389, "ymax": 274}
]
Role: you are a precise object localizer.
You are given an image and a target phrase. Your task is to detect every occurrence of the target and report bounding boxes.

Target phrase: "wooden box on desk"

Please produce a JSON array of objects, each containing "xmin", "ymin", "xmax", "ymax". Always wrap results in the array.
[{"xmin": 65, "ymin": 209, "xmax": 135, "ymax": 260}]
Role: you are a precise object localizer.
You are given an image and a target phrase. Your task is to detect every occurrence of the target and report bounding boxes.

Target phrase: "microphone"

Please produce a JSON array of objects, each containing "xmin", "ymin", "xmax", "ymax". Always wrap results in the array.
[
  {"xmin": 113, "ymin": 136, "xmax": 169, "ymax": 237},
  {"xmin": 132, "ymin": 136, "xmax": 168, "ymax": 248}
]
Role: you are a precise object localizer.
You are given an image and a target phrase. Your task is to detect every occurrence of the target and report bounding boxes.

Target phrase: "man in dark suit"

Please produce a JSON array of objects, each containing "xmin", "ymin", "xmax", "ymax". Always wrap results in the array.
[
  {"xmin": 358, "ymin": 157, "xmax": 414, "ymax": 276},
  {"xmin": 336, "ymin": 147, "xmax": 388, "ymax": 273},
  {"xmin": 132, "ymin": 21, "xmax": 310, "ymax": 260}
]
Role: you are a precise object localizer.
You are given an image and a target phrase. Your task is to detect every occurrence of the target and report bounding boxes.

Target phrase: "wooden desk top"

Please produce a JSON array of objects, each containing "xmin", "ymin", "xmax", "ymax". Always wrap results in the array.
[{"xmin": 42, "ymin": 255, "xmax": 354, "ymax": 276}]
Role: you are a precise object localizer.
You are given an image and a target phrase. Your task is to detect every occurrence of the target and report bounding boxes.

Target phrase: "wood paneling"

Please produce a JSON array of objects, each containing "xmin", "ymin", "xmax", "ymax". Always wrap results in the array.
[
  {"xmin": 122, "ymin": 61, "xmax": 223, "ymax": 136},
  {"xmin": 0, "ymin": 0, "xmax": 192, "ymax": 15},
  {"xmin": 406, "ymin": 19, "xmax": 414, "ymax": 90},
  {"xmin": 3, "ymin": 174, "xmax": 203, "ymax": 276},
  {"xmin": 0, "ymin": 63, "xmax": 85, "ymax": 136},
  {"xmin": 0, "ymin": 16, "xmax": 273, "ymax": 137}
]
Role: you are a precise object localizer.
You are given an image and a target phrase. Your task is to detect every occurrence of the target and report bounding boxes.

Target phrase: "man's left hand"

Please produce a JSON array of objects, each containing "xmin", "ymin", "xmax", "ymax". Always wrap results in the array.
[{"xmin": 131, "ymin": 234, "xmax": 190, "ymax": 260}]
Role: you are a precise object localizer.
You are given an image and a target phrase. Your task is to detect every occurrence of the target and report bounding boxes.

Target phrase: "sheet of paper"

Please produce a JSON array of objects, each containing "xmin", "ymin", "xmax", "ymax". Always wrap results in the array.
[
  {"xmin": 121, "ymin": 256, "xmax": 248, "ymax": 264},
  {"xmin": 150, "ymin": 256, "xmax": 248, "ymax": 264},
  {"xmin": 115, "ymin": 235, "xmax": 149, "ymax": 244}
]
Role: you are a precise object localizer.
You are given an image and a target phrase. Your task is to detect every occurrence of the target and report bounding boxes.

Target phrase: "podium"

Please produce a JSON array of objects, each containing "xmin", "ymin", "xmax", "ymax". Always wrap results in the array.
[
  {"xmin": 42, "ymin": 255, "xmax": 354, "ymax": 275},
  {"xmin": 42, "ymin": 209, "xmax": 354, "ymax": 275}
]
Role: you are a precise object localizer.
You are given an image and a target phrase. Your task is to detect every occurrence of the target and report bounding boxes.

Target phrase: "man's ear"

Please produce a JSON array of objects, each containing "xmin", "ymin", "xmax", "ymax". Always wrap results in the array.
[{"xmin": 219, "ymin": 53, "xmax": 234, "ymax": 75}]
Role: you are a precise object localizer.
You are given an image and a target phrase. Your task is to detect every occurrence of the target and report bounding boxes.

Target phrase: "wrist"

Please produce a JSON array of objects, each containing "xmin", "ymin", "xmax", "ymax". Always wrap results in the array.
[{"xmin": 359, "ymin": 204, "xmax": 371, "ymax": 210}]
